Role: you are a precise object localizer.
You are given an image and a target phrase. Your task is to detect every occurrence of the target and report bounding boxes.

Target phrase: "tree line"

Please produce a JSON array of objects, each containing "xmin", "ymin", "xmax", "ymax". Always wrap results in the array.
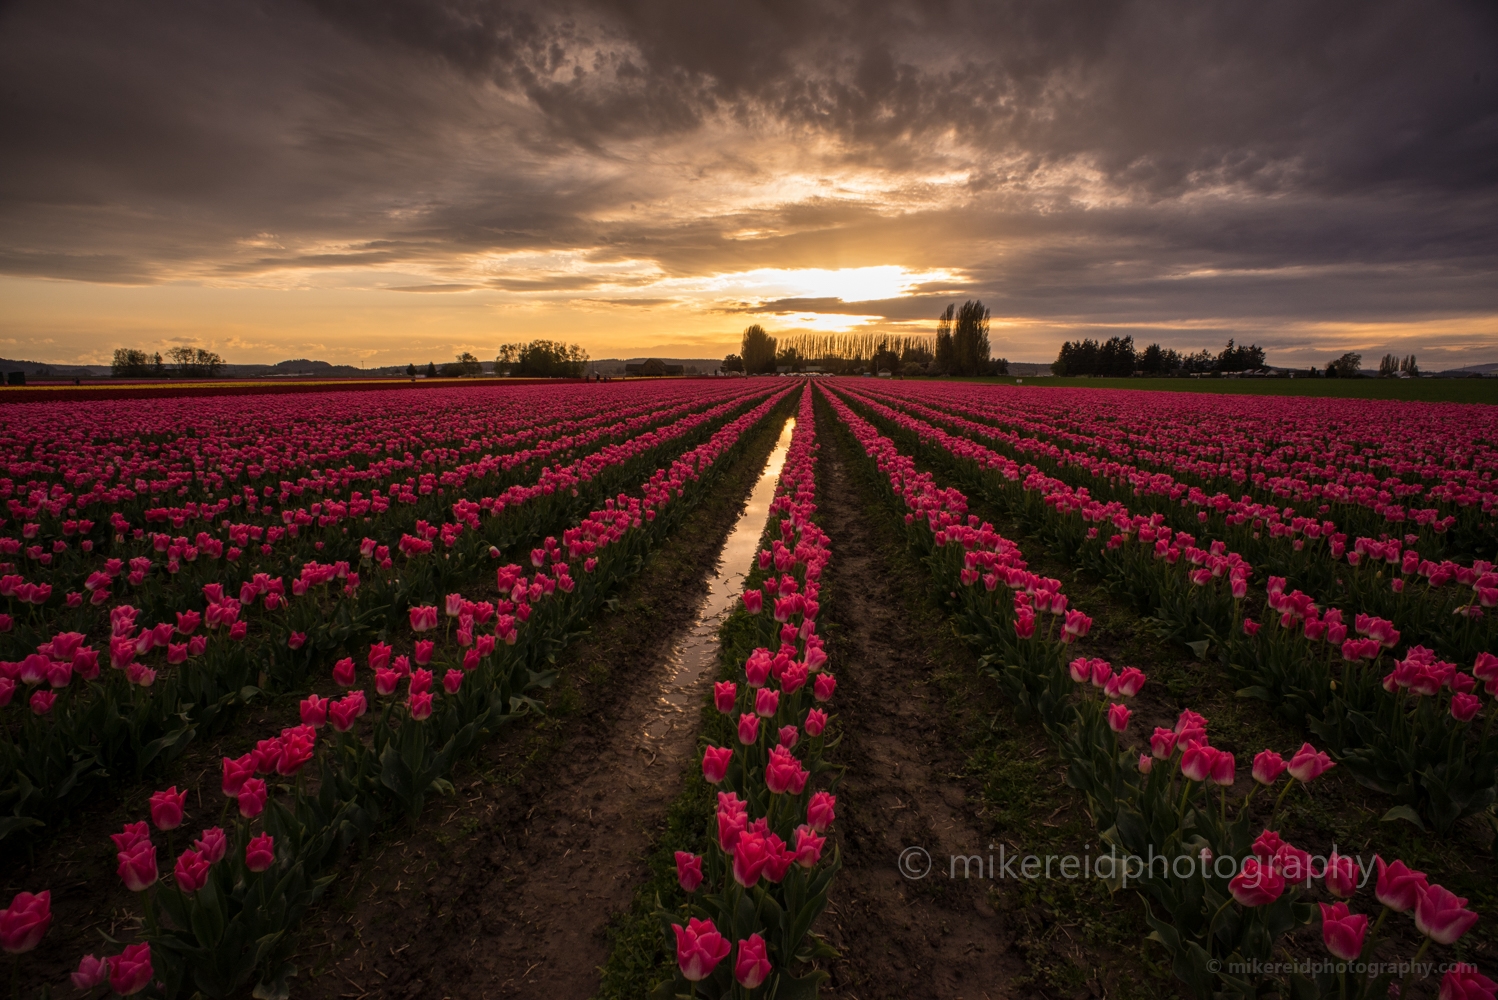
[
  {"xmin": 1053, "ymin": 337, "xmax": 1267, "ymax": 378},
  {"xmin": 408, "ymin": 341, "xmax": 590, "ymax": 378},
  {"xmin": 111, "ymin": 347, "xmax": 225, "ymax": 378},
  {"xmin": 724, "ymin": 301, "xmax": 1007, "ymax": 376}
]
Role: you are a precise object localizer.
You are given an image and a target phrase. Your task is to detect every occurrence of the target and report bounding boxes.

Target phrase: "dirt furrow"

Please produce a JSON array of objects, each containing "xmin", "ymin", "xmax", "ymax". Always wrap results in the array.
[{"xmin": 817, "ymin": 423, "xmax": 1025, "ymax": 1000}]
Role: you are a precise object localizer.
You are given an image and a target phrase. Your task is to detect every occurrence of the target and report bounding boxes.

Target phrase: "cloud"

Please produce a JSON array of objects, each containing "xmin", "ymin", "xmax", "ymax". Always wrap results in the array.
[{"xmin": 0, "ymin": 0, "xmax": 1495, "ymax": 364}]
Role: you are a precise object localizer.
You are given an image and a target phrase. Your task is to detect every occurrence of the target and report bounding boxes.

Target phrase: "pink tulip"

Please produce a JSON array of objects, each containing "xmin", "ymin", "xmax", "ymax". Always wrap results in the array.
[
  {"xmin": 149, "ymin": 786, "xmax": 187, "ymax": 831},
  {"xmin": 375, "ymin": 668, "xmax": 400, "ymax": 696},
  {"xmin": 1414, "ymin": 884, "xmax": 1480, "ymax": 945},
  {"xmin": 1229, "ymin": 857, "xmax": 1285, "ymax": 906},
  {"xmin": 299, "ymin": 694, "xmax": 328, "ymax": 729},
  {"xmin": 329, "ymin": 697, "xmax": 360, "ymax": 732},
  {"xmin": 755, "ymin": 687, "xmax": 779, "ymax": 718},
  {"xmin": 0, "ymin": 890, "xmax": 51, "ymax": 954},
  {"xmin": 245, "ymin": 833, "xmax": 275, "ymax": 873},
  {"xmin": 1149, "ymin": 728, "xmax": 1177, "ymax": 759},
  {"xmin": 414, "ymin": 640, "xmax": 434, "ymax": 666},
  {"xmin": 673, "ymin": 917, "xmax": 731, "ymax": 982},
  {"xmin": 738, "ymin": 713, "xmax": 760, "ymax": 745},
  {"xmin": 409, "ymin": 691, "xmax": 434, "ymax": 720},
  {"xmin": 29, "ymin": 690, "xmax": 56, "ymax": 715},
  {"xmin": 237, "ymin": 778, "xmax": 268, "ymax": 819},
  {"xmin": 1107, "ymin": 703, "xmax": 1131, "ymax": 733},
  {"xmin": 778, "ymin": 724, "xmax": 799, "ymax": 748},
  {"xmin": 331, "ymin": 657, "xmax": 356, "ymax": 687},
  {"xmin": 367, "ymin": 642, "xmax": 392, "ymax": 671},
  {"xmin": 1209, "ymin": 751, "xmax": 1236, "ymax": 786},
  {"xmin": 1440, "ymin": 965, "xmax": 1498, "ymax": 1000},
  {"xmin": 1180, "ymin": 742, "xmax": 1216, "ymax": 782},
  {"xmin": 1319, "ymin": 902, "xmax": 1367, "ymax": 961},
  {"xmin": 71, "ymin": 954, "xmax": 108, "ymax": 990},
  {"xmin": 193, "ymin": 827, "xmax": 227, "ymax": 864},
  {"xmin": 735, "ymin": 934, "xmax": 772, "ymax": 989},
  {"xmin": 1375, "ymin": 858, "xmax": 1428, "ymax": 913},
  {"xmin": 702, "ymin": 746, "xmax": 732, "ymax": 783},
  {"xmin": 221, "ymin": 754, "xmax": 255, "ymax": 797},
  {"xmin": 1451, "ymin": 692, "xmax": 1481, "ymax": 722},
  {"xmin": 765, "ymin": 745, "xmax": 809, "ymax": 795},
  {"xmin": 116, "ymin": 838, "xmax": 158, "ymax": 892},
  {"xmin": 675, "ymin": 851, "xmax": 703, "ymax": 893},
  {"xmin": 108, "ymin": 943, "xmax": 153, "ymax": 996},
  {"xmin": 174, "ymin": 848, "xmax": 211, "ymax": 894},
  {"xmin": 1286, "ymin": 742, "xmax": 1334, "ymax": 782},
  {"xmin": 287, "ymin": 631, "xmax": 306, "ymax": 650},
  {"xmin": 1251, "ymin": 750, "xmax": 1287, "ymax": 785},
  {"xmin": 804, "ymin": 708, "xmax": 827, "ymax": 736},
  {"xmin": 742, "ymin": 590, "xmax": 763, "ymax": 614},
  {"xmin": 409, "ymin": 605, "xmax": 438, "ymax": 632},
  {"xmin": 732, "ymin": 831, "xmax": 772, "ymax": 887},
  {"xmin": 443, "ymin": 669, "xmax": 463, "ymax": 694},
  {"xmin": 794, "ymin": 825, "xmax": 826, "ymax": 868},
  {"xmin": 1325, "ymin": 853, "xmax": 1358, "ymax": 898},
  {"xmin": 714, "ymin": 680, "xmax": 737, "ymax": 713},
  {"xmin": 1108, "ymin": 666, "xmax": 1147, "ymax": 697},
  {"xmin": 409, "ymin": 668, "xmax": 433, "ymax": 694},
  {"xmin": 807, "ymin": 790, "xmax": 836, "ymax": 833},
  {"xmin": 1138, "ymin": 753, "xmax": 1153, "ymax": 773},
  {"xmin": 812, "ymin": 673, "xmax": 836, "ymax": 702}
]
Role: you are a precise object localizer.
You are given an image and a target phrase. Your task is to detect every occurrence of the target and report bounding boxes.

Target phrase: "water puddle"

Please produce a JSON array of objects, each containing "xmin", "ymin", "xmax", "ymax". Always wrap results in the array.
[{"xmin": 641, "ymin": 416, "xmax": 796, "ymax": 741}]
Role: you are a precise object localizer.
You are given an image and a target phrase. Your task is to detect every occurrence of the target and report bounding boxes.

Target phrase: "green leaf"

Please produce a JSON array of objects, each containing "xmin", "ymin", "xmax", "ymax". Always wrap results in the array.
[
  {"xmin": 1380, "ymin": 805, "xmax": 1426, "ymax": 830},
  {"xmin": 0, "ymin": 816, "xmax": 44, "ymax": 842},
  {"xmin": 1185, "ymin": 640, "xmax": 1210, "ymax": 660},
  {"xmin": 772, "ymin": 968, "xmax": 830, "ymax": 999},
  {"xmin": 1234, "ymin": 686, "xmax": 1272, "ymax": 702}
]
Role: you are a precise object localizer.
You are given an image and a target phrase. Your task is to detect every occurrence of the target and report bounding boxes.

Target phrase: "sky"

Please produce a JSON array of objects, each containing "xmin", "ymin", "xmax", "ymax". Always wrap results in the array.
[{"xmin": 1, "ymin": 0, "xmax": 1496, "ymax": 369}]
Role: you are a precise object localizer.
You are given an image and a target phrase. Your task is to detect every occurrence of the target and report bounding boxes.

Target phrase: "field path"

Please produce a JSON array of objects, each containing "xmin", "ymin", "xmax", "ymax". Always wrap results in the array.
[
  {"xmin": 816, "ymin": 419, "xmax": 1025, "ymax": 1000},
  {"xmin": 294, "ymin": 418, "xmax": 795, "ymax": 1000}
]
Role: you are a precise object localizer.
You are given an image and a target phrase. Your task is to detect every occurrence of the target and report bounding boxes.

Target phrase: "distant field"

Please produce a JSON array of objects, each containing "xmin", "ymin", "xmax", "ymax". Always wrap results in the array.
[{"xmin": 951, "ymin": 374, "xmax": 1498, "ymax": 404}]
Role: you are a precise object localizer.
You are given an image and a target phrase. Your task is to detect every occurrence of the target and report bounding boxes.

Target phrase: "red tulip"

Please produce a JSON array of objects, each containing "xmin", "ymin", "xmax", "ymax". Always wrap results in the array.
[
  {"xmin": 1440, "ymin": 964, "xmax": 1498, "ymax": 1000},
  {"xmin": 673, "ymin": 917, "xmax": 731, "ymax": 982},
  {"xmin": 245, "ymin": 833, "xmax": 275, "ymax": 873},
  {"xmin": 193, "ymin": 827, "xmax": 227, "ymax": 864},
  {"xmin": 149, "ymin": 786, "xmax": 187, "ymax": 831},
  {"xmin": 174, "ymin": 848, "xmax": 211, "ymax": 894},
  {"xmin": 702, "ymin": 745, "xmax": 732, "ymax": 784},
  {"xmin": 735, "ymin": 933, "xmax": 772, "ymax": 989},
  {"xmin": 1319, "ymin": 902, "xmax": 1367, "ymax": 961},
  {"xmin": 0, "ymin": 890, "xmax": 51, "ymax": 954},
  {"xmin": 675, "ymin": 851, "xmax": 703, "ymax": 893},
  {"xmin": 299, "ymin": 694, "xmax": 328, "ymax": 729},
  {"xmin": 237, "ymin": 778, "xmax": 268, "ymax": 819},
  {"xmin": 1229, "ymin": 858, "xmax": 1285, "ymax": 906},
  {"xmin": 1414, "ymin": 884, "xmax": 1480, "ymax": 945},
  {"xmin": 221, "ymin": 754, "xmax": 255, "ymax": 797},
  {"xmin": 71, "ymin": 954, "xmax": 108, "ymax": 990},
  {"xmin": 806, "ymin": 790, "xmax": 836, "ymax": 833},
  {"xmin": 1286, "ymin": 742, "xmax": 1334, "ymax": 782},
  {"xmin": 116, "ymin": 838, "xmax": 158, "ymax": 892},
  {"xmin": 108, "ymin": 942, "xmax": 153, "ymax": 996},
  {"xmin": 1251, "ymin": 750, "xmax": 1287, "ymax": 785}
]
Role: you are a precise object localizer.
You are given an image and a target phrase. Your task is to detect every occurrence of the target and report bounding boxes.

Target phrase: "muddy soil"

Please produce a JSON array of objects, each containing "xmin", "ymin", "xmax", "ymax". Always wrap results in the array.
[
  {"xmin": 815, "ymin": 428, "xmax": 1027, "ymax": 1000},
  {"xmin": 289, "ymin": 418, "xmax": 791, "ymax": 1000}
]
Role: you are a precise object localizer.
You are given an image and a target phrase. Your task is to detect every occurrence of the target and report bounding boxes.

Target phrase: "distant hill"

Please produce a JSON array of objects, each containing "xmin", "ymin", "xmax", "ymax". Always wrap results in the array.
[
  {"xmin": 587, "ymin": 357, "xmax": 721, "ymax": 375},
  {"xmin": 0, "ymin": 357, "xmax": 109, "ymax": 377}
]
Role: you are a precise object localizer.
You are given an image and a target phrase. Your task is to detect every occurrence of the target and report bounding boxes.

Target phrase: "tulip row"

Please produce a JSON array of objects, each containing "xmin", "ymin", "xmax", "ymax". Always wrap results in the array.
[
  {"xmin": 1, "ymin": 386, "xmax": 776, "ymax": 844},
  {"xmin": 6, "ymin": 386, "xmax": 797, "ymax": 998},
  {"xmin": 845, "ymin": 380, "xmax": 1495, "ymax": 663},
  {"xmin": 657, "ymin": 387, "xmax": 843, "ymax": 998},
  {"xmin": 830, "ymin": 383, "xmax": 1498, "ymax": 833},
  {"xmin": 856, "ymin": 380, "xmax": 1497, "ymax": 552},
  {"xmin": 817, "ymin": 383, "xmax": 1491, "ymax": 1000}
]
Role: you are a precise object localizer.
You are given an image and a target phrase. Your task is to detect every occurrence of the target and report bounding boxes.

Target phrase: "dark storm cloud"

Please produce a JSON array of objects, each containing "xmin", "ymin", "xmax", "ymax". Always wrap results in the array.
[{"xmin": 1, "ymin": 0, "xmax": 1496, "ymax": 358}]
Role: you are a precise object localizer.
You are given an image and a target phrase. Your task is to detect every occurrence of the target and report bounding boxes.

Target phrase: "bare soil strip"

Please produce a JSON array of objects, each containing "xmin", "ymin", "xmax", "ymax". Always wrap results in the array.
[
  {"xmin": 815, "ymin": 425, "xmax": 1027, "ymax": 1000},
  {"xmin": 291, "ymin": 418, "xmax": 792, "ymax": 1000}
]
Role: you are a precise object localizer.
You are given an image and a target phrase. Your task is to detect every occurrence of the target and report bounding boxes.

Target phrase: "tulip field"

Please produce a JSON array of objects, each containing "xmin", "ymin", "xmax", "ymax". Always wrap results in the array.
[{"xmin": 0, "ymin": 378, "xmax": 1494, "ymax": 999}]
